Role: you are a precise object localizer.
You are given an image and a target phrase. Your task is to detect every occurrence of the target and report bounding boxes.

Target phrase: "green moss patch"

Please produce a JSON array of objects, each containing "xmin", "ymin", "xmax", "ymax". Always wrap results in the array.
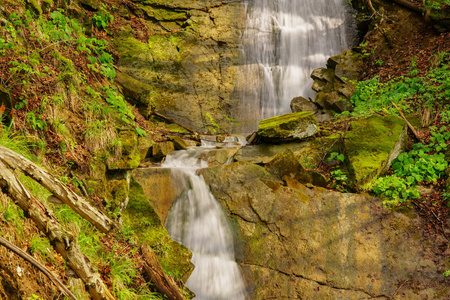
[
  {"xmin": 345, "ymin": 115, "xmax": 407, "ymax": 189},
  {"xmin": 123, "ymin": 178, "xmax": 194, "ymax": 282},
  {"xmin": 257, "ymin": 112, "xmax": 318, "ymax": 142}
]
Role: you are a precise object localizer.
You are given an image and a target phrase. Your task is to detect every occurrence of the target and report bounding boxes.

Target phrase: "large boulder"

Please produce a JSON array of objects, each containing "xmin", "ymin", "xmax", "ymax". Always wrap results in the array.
[
  {"xmin": 257, "ymin": 112, "xmax": 318, "ymax": 143},
  {"xmin": 345, "ymin": 115, "xmax": 408, "ymax": 189},
  {"xmin": 200, "ymin": 162, "xmax": 447, "ymax": 299},
  {"xmin": 234, "ymin": 134, "xmax": 341, "ymax": 169}
]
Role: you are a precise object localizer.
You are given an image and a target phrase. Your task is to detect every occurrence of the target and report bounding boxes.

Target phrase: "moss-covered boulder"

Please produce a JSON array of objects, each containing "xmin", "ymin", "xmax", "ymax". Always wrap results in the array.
[
  {"xmin": 257, "ymin": 112, "xmax": 318, "ymax": 143},
  {"xmin": 152, "ymin": 141, "xmax": 175, "ymax": 160},
  {"xmin": 123, "ymin": 177, "xmax": 194, "ymax": 283},
  {"xmin": 345, "ymin": 115, "xmax": 407, "ymax": 189}
]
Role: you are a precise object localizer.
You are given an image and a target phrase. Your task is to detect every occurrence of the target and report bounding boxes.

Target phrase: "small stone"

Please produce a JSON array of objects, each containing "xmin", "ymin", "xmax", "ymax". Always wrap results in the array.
[{"xmin": 290, "ymin": 96, "xmax": 318, "ymax": 113}]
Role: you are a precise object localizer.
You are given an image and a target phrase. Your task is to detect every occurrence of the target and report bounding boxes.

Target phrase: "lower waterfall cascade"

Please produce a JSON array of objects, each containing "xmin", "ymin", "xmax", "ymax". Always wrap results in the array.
[{"xmin": 163, "ymin": 143, "xmax": 247, "ymax": 300}]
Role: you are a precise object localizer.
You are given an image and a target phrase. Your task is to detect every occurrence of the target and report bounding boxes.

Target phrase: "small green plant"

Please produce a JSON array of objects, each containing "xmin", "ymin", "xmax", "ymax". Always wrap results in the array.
[
  {"xmin": 328, "ymin": 152, "xmax": 345, "ymax": 163},
  {"xmin": 443, "ymin": 270, "xmax": 450, "ymax": 277},
  {"xmin": 92, "ymin": 4, "xmax": 114, "ymax": 29},
  {"xmin": 375, "ymin": 59, "xmax": 383, "ymax": 66}
]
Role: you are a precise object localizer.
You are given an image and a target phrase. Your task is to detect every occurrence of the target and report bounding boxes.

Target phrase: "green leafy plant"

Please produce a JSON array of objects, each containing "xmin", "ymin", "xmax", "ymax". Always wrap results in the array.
[
  {"xmin": 328, "ymin": 151, "xmax": 345, "ymax": 163},
  {"xmin": 443, "ymin": 270, "xmax": 450, "ymax": 277},
  {"xmin": 391, "ymin": 144, "xmax": 447, "ymax": 185},
  {"xmin": 92, "ymin": 4, "xmax": 114, "ymax": 29},
  {"xmin": 371, "ymin": 175, "xmax": 420, "ymax": 205}
]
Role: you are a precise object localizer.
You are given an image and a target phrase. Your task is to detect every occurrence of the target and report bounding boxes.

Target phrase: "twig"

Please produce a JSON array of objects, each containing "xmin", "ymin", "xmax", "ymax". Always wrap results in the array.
[
  {"xmin": 389, "ymin": 99, "xmax": 421, "ymax": 141},
  {"xmin": 0, "ymin": 236, "xmax": 77, "ymax": 300}
]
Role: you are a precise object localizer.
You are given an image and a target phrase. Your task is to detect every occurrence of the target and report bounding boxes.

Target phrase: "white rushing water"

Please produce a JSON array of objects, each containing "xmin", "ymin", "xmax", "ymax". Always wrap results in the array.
[
  {"xmin": 236, "ymin": 0, "xmax": 354, "ymax": 133},
  {"xmin": 163, "ymin": 148, "xmax": 247, "ymax": 300}
]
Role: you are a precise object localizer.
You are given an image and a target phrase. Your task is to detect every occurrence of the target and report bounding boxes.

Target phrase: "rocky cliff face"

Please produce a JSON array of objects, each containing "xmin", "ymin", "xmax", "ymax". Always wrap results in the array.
[
  {"xmin": 200, "ymin": 162, "xmax": 448, "ymax": 299},
  {"xmin": 113, "ymin": 0, "xmax": 246, "ymax": 133}
]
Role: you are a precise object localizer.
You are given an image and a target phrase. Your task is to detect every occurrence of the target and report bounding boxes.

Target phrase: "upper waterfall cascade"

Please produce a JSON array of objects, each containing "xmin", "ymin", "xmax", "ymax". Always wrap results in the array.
[{"xmin": 236, "ymin": 0, "xmax": 354, "ymax": 133}]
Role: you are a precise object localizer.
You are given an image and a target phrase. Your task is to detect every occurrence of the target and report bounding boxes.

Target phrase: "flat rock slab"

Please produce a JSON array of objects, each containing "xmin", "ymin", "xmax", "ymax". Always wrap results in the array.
[
  {"xmin": 200, "ymin": 162, "xmax": 447, "ymax": 299},
  {"xmin": 257, "ymin": 112, "xmax": 318, "ymax": 143}
]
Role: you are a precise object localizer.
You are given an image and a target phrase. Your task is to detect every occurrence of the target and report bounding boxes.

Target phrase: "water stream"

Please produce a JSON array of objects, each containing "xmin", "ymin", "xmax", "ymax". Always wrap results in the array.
[
  {"xmin": 236, "ymin": 0, "xmax": 354, "ymax": 133},
  {"xmin": 163, "ymin": 0, "xmax": 354, "ymax": 297},
  {"xmin": 163, "ymin": 146, "xmax": 247, "ymax": 300}
]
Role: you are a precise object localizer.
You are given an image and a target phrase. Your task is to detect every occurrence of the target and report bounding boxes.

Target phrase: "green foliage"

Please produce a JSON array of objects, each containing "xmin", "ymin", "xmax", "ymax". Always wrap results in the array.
[
  {"xmin": 0, "ymin": 37, "xmax": 14, "ymax": 55},
  {"xmin": 392, "ymin": 144, "xmax": 447, "ymax": 185},
  {"xmin": 444, "ymin": 270, "xmax": 450, "ymax": 277},
  {"xmin": 349, "ymin": 51, "xmax": 450, "ymax": 116},
  {"xmin": 205, "ymin": 112, "xmax": 221, "ymax": 133},
  {"xmin": 371, "ymin": 175, "xmax": 420, "ymax": 204},
  {"xmin": 0, "ymin": 202, "xmax": 25, "ymax": 236},
  {"xmin": 92, "ymin": 4, "xmax": 114, "ymax": 29},
  {"xmin": 29, "ymin": 234, "xmax": 55, "ymax": 263},
  {"xmin": 371, "ymin": 136, "xmax": 448, "ymax": 206},
  {"xmin": 328, "ymin": 151, "xmax": 345, "ymax": 163}
]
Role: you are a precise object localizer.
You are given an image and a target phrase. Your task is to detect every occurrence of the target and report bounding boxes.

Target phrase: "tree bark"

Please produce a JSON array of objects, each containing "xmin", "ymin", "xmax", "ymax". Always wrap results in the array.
[
  {"xmin": 0, "ymin": 160, "xmax": 115, "ymax": 300},
  {"xmin": 0, "ymin": 145, "xmax": 115, "ymax": 233},
  {"xmin": 141, "ymin": 245, "xmax": 187, "ymax": 300}
]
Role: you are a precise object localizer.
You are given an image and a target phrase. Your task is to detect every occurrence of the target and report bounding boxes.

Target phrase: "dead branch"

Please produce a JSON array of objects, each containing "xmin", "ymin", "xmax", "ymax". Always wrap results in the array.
[
  {"xmin": 141, "ymin": 245, "xmax": 187, "ymax": 300},
  {"xmin": 0, "ymin": 145, "xmax": 115, "ymax": 233},
  {"xmin": 0, "ymin": 236, "xmax": 77, "ymax": 300},
  {"xmin": 0, "ymin": 161, "xmax": 115, "ymax": 300},
  {"xmin": 389, "ymin": 99, "xmax": 421, "ymax": 141}
]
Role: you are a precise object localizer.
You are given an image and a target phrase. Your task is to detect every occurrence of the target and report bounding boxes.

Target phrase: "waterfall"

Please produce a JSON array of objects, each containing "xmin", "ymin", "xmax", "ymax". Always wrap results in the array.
[
  {"xmin": 164, "ymin": 148, "xmax": 247, "ymax": 300},
  {"xmin": 235, "ymin": 0, "xmax": 354, "ymax": 133}
]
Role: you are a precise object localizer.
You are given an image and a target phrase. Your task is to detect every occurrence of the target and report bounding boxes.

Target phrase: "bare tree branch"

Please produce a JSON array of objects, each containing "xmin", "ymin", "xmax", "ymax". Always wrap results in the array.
[
  {"xmin": 0, "ymin": 236, "xmax": 77, "ymax": 300},
  {"xmin": 0, "ymin": 145, "xmax": 115, "ymax": 233}
]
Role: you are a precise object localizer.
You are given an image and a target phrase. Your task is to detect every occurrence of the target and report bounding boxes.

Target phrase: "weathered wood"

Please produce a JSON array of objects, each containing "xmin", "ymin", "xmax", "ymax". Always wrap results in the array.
[
  {"xmin": 0, "ymin": 145, "xmax": 115, "ymax": 233},
  {"xmin": 389, "ymin": 99, "xmax": 421, "ymax": 141},
  {"xmin": 0, "ymin": 236, "xmax": 77, "ymax": 300},
  {"xmin": 0, "ymin": 161, "xmax": 115, "ymax": 300},
  {"xmin": 141, "ymin": 245, "xmax": 187, "ymax": 300}
]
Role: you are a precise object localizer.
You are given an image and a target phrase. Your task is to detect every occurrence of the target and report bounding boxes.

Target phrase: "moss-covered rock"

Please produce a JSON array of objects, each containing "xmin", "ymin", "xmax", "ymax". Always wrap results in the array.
[
  {"xmin": 345, "ymin": 115, "xmax": 407, "ymax": 189},
  {"xmin": 257, "ymin": 112, "xmax": 318, "ymax": 143},
  {"xmin": 123, "ymin": 177, "xmax": 194, "ymax": 283},
  {"xmin": 152, "ymin": 141, "xmax": 175, "ymax": 160},
  {"xmin": 106, "ymin": 130, "xmax": 141, "ymax": 170}
]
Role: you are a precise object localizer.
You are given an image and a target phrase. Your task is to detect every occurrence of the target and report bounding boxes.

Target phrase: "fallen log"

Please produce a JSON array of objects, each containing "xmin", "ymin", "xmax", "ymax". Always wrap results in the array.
[
  {"xmin": 389, "ymin": 99, "xmax": 421, "ymax": 141},
  {"xmin": 0, "ymin": 236, "xmax": 77, "ymax": 300},
  {"xmin": 0, "ymin": 145, "xmax": 115, "ymax": 233},
  {"xmin": 141, "ymin": 245, "xmax": 187, "ymax": 300},
  {"xmin": 390, "ymin": 0, "xmax": 422, "ymax": 13},
  {"xmin": 0, "ymin": 160, "xmax": 115, "ymax": 300}
]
